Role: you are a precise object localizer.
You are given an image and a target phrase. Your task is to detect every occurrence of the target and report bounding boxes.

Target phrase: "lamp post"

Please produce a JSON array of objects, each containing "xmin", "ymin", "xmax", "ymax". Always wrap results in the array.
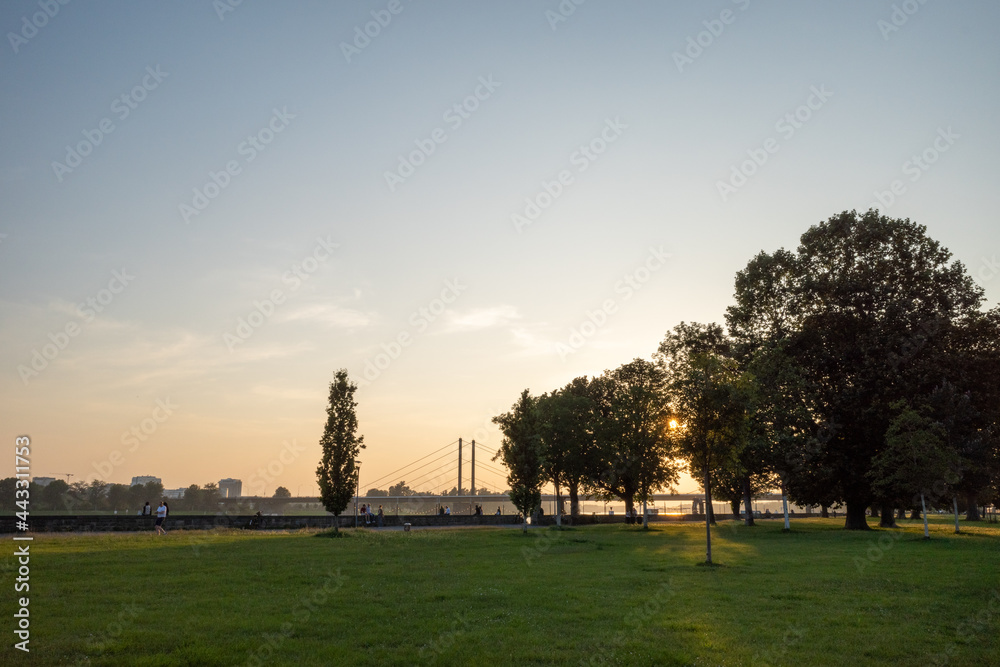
[{"xmin": 354, "ymin": 460, "xmax": 361, "ymax": 529}]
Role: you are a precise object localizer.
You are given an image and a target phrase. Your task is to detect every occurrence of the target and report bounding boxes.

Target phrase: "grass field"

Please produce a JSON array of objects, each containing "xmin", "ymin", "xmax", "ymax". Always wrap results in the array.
[{"xmin": 7, "ymin": 517, "xmax": 1000, "ymax": 666}]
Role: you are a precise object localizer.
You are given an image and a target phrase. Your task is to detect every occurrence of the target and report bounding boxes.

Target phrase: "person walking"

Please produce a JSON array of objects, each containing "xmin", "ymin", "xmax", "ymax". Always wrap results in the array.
[
  {"xmin": 154, "ymin": 501, "xmax": 167, "ymax": 535},
  {"xmin": 377, "ymin": 505, "xmax": 384, "ymax": 527}
]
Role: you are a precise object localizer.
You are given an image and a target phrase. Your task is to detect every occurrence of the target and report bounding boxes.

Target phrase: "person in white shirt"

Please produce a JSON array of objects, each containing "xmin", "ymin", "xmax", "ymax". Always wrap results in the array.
[
  {"xmin": 155, "ymin": 501, "xmax": 168, "ymax": 535},
  {"xmin": 444, "ymin": 506, "xmax": 451, "ymax": 515}
]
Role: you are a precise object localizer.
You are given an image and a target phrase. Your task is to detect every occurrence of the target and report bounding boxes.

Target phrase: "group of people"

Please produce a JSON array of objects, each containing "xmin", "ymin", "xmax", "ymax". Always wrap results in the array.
[
  {"xmin": 359, "ymin": 503, "xmax": 384, "ymax": 527},
  {"xmin": 138, "ymin": 500, "xmax": 170, "ymax": 535}
]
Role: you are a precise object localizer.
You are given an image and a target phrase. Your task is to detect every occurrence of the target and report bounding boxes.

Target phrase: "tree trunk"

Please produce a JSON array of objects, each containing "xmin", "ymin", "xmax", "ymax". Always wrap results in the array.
[
  {"xmin": 704, "ymin": 474, "xmax": 716, "ymax": 525},
  {"xmin": 730, "ymin": 498, "xmax": 740, "ymax": 518},
  {"xmin": 820, "ymin": 505, "xmax": 829, "ymax": 518},
  {"xmin": 953, "ymin": 496, "xmax": 961, "ymax": 533},
  {"xmin": 555, "ymin": 483, "xmax": 562, "ymax": 527},
  {"xmin": 844, "ymin": 501, "xmax": 871, "ymax": 530},
  {"xmin": 742, "ymin": 476, "xmax": 755, "ymax": 526},
  {"xmin": 965, "ymin": 493, "xmax": 981, "ymax": 521},
  {"xmin": 642, "ymin": 499, "xmax": 648, "ymax": 529},
  {"xmin": 703, "ymin": 468, "xmax": 713, "ymax": 565},
  {"xmin": 896, "ymin": 507, "xmax": 906, "ymax": 520},
  {"xmin": 625, "ymin": 497, "xmax": 635, "ymax": 524},
  {"xmin": 921, "ymin": 493, "xmax": 929, "ymax": 539},
  {"xmin": 910, "ymin": 507, "xmax": 921, "ymax": 520},
  {"xmin": 569, "ymin": 484, "xmax": 580, "ymax": 518},
  {"xmin": 781, "ymin": 481, "xmax": 791, "ymax": 531},
  {"xmin": 879, "ymin": 502, "xmax": 896, "ymax": 528}
]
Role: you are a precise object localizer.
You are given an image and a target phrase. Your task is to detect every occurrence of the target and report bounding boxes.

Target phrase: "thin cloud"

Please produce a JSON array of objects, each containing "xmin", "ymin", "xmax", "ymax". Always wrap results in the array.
[
  {"xmin": 440, "ymin": 305, "xmax": 521, "ymax": 333},
  {"xmin": 275, "ymin": 303, "xmax": 372, "ymax": 328}
]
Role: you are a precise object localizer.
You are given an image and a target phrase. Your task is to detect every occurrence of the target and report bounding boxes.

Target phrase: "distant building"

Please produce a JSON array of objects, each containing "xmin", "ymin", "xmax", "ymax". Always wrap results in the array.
[
  {"xmin": 163, "ymin": 488, "xmax": 186, "ymax": 499},
  {"xmin": 219, "ymin": 478, "xmax": 242, "ymax": 498},
  {"xmin": 32, "ymin": 477, "xmax": 56, "ymax": 487},
  {"xmin": 131, "ymin": 476, "xmax": 162, "ymax": 487}
]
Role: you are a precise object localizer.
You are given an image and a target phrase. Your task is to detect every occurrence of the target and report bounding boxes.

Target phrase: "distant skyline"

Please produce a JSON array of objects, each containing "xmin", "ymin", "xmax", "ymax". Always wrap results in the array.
[{"xmin": 2, "ymin": 1, "xmax": 998, "ymax": 496}]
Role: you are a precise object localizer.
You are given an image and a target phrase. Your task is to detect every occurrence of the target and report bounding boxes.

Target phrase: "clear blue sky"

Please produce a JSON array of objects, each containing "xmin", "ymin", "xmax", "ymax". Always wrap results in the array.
[{"xmin": 2, "ymin": 0, "xmax": 998, "ymax": 495}]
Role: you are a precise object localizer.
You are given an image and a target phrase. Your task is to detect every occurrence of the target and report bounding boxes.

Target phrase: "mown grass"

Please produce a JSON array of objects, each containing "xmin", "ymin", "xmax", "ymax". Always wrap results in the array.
[{"xmin": 5, "ymin": 516, "xmax": 999, "ymax": 666}]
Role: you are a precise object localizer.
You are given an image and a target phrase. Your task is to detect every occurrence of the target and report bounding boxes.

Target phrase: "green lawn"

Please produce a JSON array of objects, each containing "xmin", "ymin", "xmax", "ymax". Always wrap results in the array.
[{"xmin": 7, "ymin": 517, "xmax": 1000, "ymax": 666}]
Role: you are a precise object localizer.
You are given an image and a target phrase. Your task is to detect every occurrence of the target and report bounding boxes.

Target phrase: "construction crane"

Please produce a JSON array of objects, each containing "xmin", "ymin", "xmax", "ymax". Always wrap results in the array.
[{"xmin": 49, "ymin": 473, "xmax": 74, "ymax": 483}]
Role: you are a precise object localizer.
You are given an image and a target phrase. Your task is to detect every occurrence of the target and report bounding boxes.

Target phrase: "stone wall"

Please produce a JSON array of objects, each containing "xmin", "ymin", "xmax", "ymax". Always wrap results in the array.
[{"xmin": 0, "ymin": 513, "xmax": 525, "ymax": 533}]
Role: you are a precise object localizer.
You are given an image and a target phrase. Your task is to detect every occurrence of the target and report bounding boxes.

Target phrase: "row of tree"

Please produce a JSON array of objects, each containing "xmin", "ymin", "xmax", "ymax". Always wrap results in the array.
[
  {"xmin": 0, "ymin": 479, "xmax": 293, "ymax": 513},
  {"xmin": 365, "ymin": 483, "xmax": 498, "ymax": 497},
  {"xmin": 493, "ymin": 211, "xmax": 1000, "ymax": 531}
]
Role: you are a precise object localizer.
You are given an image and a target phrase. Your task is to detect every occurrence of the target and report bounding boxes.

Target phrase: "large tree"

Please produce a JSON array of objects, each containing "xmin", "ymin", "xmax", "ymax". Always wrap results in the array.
[
  {"xmin": 316, "ymin": 369, "xmax": 366, "ymax": 532},
  {"xmin": 587, "ymin": 359, "xmax": 679, "ymax": 527},
  {"xmin": 493, "ymin": 390, "xmax": 546, "ymax": 533},
  {"xmin": 727, "ymin": 210, "xmax": 985, "ymax": 529},
  {"xmin": 536, "ymin": 376, "xmax": 597, "ymax": 520}
]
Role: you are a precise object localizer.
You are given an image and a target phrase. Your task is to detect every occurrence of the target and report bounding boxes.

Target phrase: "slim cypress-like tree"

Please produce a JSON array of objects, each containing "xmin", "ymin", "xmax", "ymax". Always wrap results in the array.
[{"xmin": 316, "ymin": 369, "xmax": 365, "ymax": 533}]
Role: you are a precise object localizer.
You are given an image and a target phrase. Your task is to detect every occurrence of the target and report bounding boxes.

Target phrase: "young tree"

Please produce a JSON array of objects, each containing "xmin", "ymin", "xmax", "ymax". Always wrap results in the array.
[
  {"xmin": 39, "ymin": 478, "xmax": 70, "ymax": 511},
  {"xmin": 388, "ymin": 481, "xmax": 414, "ymax": 497},
  {"xmin": 869, "ymin": 402, "xmax": 958, "ymax": 538},
  {"xmin": 316, "ymin": 369, "xmax": 366, "ymax": 533},
  {"xmin": 493, "ymin": 390, "xmax": 545, "ymax": 534},
  {"xmin": 86, "ymin": 480, "xmax": 109, "ymax": 511},
  {"xmin": 106, "ymin": 483, "xmax": 131, "ymax": 513},
  {"xmin": 659, "ymin": 323, "xmax": 749, "ymax": 563}
]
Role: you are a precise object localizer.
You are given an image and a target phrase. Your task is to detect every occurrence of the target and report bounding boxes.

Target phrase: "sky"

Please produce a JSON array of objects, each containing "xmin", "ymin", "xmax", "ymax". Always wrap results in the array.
[{"xmin": 2, "ymin": 0, "xmax": 998, "ymax": 498}]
